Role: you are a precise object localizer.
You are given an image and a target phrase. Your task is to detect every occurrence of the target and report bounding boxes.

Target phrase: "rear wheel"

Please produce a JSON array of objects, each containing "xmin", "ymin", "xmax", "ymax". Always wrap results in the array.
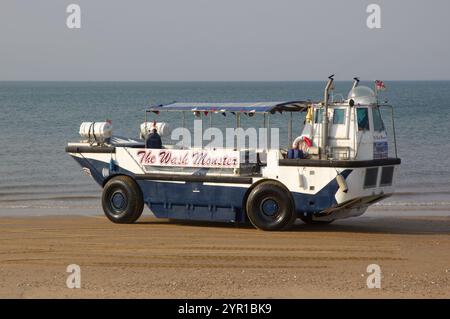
[
  {"xmin": 102, "ymin": 176, "xmax": 144, "ymax": 224},
  {"xmin": 246, "ymin": 182, "xmax": 296, "ymax": 231}
]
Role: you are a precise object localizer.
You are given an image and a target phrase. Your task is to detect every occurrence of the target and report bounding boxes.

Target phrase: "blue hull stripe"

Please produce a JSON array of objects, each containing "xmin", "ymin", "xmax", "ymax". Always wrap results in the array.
[{"xmin": 70, "ymin": 155, "xmax": 352, "ymax": 223}]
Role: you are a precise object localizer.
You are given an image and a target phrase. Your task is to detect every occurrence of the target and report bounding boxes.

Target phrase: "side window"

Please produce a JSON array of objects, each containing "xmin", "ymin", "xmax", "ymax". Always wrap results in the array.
[
  {"xmin": 372, "ymin": 107, "xmax": 385, "ymax": 131},
  {"xmin": 333, "ymin": 109, "xmax": 346, "ymax": 124},
  {"xmin": 357, "ymin": 108, "xmax": 370, "ymax": 131},
  {"xmin": 314, "ymin": 109, "xmax": 323, "ymax": 124}
]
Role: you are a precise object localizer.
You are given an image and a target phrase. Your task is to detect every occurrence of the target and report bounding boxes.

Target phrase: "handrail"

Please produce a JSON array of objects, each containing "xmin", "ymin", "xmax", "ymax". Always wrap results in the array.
[{"xmin": 379, "ymin": 104, "xmax": 398, "ymax": 158}]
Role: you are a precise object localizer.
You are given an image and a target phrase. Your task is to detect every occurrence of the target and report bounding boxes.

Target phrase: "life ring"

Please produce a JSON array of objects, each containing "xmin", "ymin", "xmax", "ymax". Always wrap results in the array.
[{"xmin": 292, "ymin": 136, "xmax": 313, "ymax": 153}]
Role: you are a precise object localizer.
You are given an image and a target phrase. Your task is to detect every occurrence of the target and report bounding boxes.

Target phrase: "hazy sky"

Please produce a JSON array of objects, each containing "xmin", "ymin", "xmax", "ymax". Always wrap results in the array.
[{"xmin": 1, "ymin": 0, "xmax": 449, "ymax": 81}]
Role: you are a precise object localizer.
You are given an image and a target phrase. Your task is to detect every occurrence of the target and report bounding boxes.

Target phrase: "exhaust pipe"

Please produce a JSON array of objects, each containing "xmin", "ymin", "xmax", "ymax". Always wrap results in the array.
[
  {"xmin": 321, "ymin": 74, "xmax": 334, "ymax": 159},
  {"xmin": 352, "ymin": 77, "xmax": 360, "ymax": 89}
]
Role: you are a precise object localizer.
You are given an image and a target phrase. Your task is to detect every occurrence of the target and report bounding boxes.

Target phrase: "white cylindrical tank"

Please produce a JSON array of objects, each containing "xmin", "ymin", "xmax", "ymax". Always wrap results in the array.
[
  {"xmin": 140, "ymin": 122, "xmax": 171, "ymax": 138},
  {"xmin": 79, "ymin": 122, "xmax": 112, "ymax": 143}
]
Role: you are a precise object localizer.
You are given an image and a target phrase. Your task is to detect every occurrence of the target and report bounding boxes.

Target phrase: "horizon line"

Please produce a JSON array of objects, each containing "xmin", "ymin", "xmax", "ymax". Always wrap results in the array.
[{"xmin": 1, "ymin": 79, "xmax": 450, "ymax": 82}]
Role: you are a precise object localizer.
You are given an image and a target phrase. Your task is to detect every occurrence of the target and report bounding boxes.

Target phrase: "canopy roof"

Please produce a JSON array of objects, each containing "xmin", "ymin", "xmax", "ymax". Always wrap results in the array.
[{"xmin": 147, "ymin": 101, "xmax": 311, "ymax": 114}]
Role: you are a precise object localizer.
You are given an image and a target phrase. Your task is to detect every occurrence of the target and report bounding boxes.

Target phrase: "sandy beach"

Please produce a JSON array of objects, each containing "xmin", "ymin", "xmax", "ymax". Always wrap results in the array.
[{"xmin": 0, "ymin": 213, "xmax": 448, "ymax": 298}]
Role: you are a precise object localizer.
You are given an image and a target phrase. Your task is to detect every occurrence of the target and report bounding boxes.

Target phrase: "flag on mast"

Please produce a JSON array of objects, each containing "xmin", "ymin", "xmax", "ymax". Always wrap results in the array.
[{"xmin": 375, "ymin": 80, "xmax": 386, "ymax": 91}]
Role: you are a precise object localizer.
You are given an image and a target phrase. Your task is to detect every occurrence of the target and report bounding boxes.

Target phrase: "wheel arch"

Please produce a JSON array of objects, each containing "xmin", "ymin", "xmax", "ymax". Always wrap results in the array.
[{"xmin": 102, "ymin": 173, "xmax": 137, "ymax": 188}]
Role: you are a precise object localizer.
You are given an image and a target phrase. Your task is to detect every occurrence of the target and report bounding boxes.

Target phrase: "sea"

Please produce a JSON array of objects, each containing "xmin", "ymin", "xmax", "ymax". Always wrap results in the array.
[{"xmin": 1, "ymin": 81, "xmax": 450, "ymax": 217}]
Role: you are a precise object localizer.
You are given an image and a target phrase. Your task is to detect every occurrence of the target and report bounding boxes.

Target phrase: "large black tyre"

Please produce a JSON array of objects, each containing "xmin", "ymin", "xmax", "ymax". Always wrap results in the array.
[
  {"xmin": 299, "ymin": 215, "xmax": 334, "ymax": 225},
  {"xmin": 102, "ymin": 175, "xmax": 144, "ymax": 224},
  {"xmin": 246, "ymin": 181, "xmax": 296, "ymax": 231}
]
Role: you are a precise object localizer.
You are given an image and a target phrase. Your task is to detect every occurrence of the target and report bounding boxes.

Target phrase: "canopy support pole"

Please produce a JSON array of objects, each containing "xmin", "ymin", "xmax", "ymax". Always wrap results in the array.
[{"xmin": 288, "ymin": 112, "xmax": 293, "ymax": 149}]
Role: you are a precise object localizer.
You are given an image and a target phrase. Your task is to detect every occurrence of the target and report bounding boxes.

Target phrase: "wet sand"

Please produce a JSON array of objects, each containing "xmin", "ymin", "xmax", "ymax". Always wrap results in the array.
[{"xmin": 0, "ymin": 214, "xmax": 449, "ymax": 298}]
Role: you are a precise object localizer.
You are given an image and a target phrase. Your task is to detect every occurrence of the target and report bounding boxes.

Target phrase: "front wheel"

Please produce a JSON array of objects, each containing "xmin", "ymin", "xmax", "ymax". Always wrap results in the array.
[
  {"xmin": 246, "ymin": 182, "xmax": 296, "ymax": 231},
  {"xmin": 102, "ymin": 176, "xmax": 144, "ymax": 224}
]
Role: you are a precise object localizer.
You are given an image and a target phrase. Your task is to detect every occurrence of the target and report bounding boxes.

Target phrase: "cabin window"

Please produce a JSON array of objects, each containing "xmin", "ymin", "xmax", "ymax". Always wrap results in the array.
[
  {"xmin": 364, "ymin": 167, "xmax": 379, "ymax": 188},
  {"xmin": 380, "ymin": 166, "xmax": 394, "ymax": 186},
  {"xmin": 372, "ymin": 107, "xmax": 385, "ymax": 132},
  {"xmin": 357, "ymin": 108, "xmax": 370, "ymax": 131},
  {"xmin": 333, "ymin": 109, "xmax": 346, "ymax": 124},
  {"xmin": 314, "ymin": 109, "xmax": 323, "ymax": 124}
]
